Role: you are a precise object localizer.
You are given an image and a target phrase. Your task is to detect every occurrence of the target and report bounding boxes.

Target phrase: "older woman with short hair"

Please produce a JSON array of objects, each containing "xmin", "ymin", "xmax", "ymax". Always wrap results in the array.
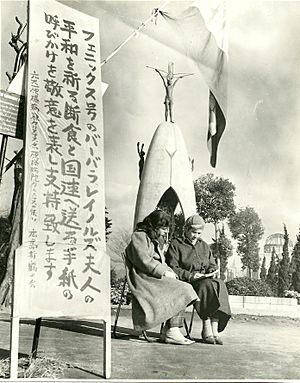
[{"xmin": 166, "ymin": 214, "xmax": 231, "ymax": 345}]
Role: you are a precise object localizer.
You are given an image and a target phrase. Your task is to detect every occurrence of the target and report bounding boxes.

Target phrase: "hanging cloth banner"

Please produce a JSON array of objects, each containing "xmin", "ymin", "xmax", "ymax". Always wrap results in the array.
[
  {"xmin": 15, "ymin": 0, "xmax": 110, "ymax": 319},
  {"xmin": 0, "ymin": 90, "xmax": 24, "ymax": 138},
  {"xmin": 0, "ymin": 65, "xmax": 26, "ymax": 139}
]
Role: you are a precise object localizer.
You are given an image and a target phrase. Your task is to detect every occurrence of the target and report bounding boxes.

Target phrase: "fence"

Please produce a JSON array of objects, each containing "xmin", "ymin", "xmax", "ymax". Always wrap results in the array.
[{"xmin": 229, "ymin": 295, "xmax": 299, "ymax": 318}]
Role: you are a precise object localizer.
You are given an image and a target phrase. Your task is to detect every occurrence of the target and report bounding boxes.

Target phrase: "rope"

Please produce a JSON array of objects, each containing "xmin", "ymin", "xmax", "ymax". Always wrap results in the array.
[{"xmin": 100, "ymin": 1, "xmax": 170, "ymax": 67}]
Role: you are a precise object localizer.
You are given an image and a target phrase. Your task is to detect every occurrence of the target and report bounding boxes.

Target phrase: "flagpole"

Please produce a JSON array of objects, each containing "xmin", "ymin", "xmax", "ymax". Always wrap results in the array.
[{"xmin": 100, "ymin": 1, "xmax": 170, "ymax": 67}]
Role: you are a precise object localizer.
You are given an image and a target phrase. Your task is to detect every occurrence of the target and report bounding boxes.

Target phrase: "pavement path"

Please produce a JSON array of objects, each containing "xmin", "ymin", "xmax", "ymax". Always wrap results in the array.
[{"xmin": 0, "ymin": 308, "xmax": 299, "ymax": 380}]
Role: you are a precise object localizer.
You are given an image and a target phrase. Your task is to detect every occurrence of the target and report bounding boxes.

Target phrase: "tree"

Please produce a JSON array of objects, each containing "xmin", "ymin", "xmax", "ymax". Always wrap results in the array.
[
  {"xmin": 106, "ymin": 228, "xmax": 131, "ymax": 262},
  {"xmin": 277, "ymin": 224, "xmax": 291, "ymax": 296},
  {"xmin": 228, "ymin": 206, "xmax": 264, "ymax": 279},
  {"xmin": 275, "ymin": 253, "xmax": 280, "ymax": 276},
  {"xmin": 266, "ymin": 247, "xmax": 277, "ymax": 294},
  {"xmin": 290, "ymin": 229, "xmax": 300, "ymax": 292},
  {"xmin": 260, "ymin": 256, "xmax": 267, "ymax": 281},
  {"xmin": 194, "ymin": 174, "xmax": 236, "ymax": 267},
  {"xmin": 107, "ymin": 228, "xmax": 132, "ymax": 282},
  {"xmin": 105, "ymin": 207, "xmax": 112, "ymax": 242},
  {"xmin": 173, "ymin": 211, "xmax": 185, "ymax": 239},
  {"xmin": 210, "ymin": 225, "xmax": 233, "ymax": 280},
  {"xmin": 194, "ymin": 173, "xmax": 236, "ymax": 238}
]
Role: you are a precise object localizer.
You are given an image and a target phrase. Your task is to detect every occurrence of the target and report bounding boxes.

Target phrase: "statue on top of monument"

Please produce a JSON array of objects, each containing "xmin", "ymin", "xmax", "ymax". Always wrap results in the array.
[{"xmin": 147, "ymin": 62, "xmax": 193, "ymax": 123}]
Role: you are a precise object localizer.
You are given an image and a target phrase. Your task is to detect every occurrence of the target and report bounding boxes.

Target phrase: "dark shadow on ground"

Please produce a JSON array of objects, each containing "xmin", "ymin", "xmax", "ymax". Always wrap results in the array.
[
  {"xmin": 0, "ymin": 317, "xmax": 163, "ymax": 342},
  {"xmin": 69, "ymin": 365, "xmax": 103, "ymax": 378},
  {"xmin": 0, "ymin": 348, "xmax": 28, "ymax": 360}
]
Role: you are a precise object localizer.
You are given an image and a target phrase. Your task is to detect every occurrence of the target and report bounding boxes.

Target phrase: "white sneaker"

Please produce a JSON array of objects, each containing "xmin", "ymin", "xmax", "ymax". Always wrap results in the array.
[{"xmin": 163, "ymin": 327, "xmax": 195, "ymax": 345}]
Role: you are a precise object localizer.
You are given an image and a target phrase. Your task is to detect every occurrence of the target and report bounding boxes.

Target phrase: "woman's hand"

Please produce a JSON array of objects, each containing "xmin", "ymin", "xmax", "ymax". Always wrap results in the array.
[
  {"xmin": 191, "ymin": 272, "xmax": 205, "ymax": 280},
  {"xmin": 163, "ymin": 270, "xmax": 177, "ymax": 279}
]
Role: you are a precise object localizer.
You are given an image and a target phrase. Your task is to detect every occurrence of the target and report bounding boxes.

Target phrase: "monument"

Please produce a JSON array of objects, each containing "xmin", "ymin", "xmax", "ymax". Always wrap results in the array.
[{"xmin": 134, "ymin": 62, "xmax": 196, "ymax": 227}]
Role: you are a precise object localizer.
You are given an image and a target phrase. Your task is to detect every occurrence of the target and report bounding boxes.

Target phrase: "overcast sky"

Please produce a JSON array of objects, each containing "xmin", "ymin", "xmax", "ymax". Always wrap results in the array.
[{"xmin": 1, "ymin": 0, "xmax": 300, "ymax": 252}]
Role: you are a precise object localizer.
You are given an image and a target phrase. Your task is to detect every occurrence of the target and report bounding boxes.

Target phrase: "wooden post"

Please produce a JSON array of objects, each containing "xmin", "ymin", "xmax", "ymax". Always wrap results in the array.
[
  {"xmin": 31, "ymin": 317, "xmax": 42, "ymax": 358},
  {"xmin": 103, "ymin": 319, "xmax": 111, "ymax": 379},
  {"xmin": 10, "ymin": 316, "xmax": 20, "ymax": 379},
  {"xmin": 0, "ymin": 135, "xmax": 8, "ymax": 184},
  {"xmin": 10, "ymin": 248, "xmax": 20, "ymax": 380}
]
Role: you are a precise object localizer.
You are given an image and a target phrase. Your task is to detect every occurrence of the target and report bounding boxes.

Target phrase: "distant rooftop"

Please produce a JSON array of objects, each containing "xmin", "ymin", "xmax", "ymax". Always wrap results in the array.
[{"xmin": 264, "ymin": 233, "xmax": 293, "ymax": 253}]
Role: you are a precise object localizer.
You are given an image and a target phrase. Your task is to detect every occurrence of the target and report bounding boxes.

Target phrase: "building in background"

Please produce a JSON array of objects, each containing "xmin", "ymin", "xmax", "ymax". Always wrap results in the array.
[{"xmin": 263, "ymin": 233, "xmax": 294, "ymax": 269}]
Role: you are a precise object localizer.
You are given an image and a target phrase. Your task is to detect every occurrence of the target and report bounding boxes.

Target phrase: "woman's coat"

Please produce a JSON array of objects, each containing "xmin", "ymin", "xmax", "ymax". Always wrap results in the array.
[
  {"xmin": 166, "ymin": 237, "xmax": 231, "ymax": 332},
  {"xmin": 125, "ymin": 230, "xmax": 198, "ymax": 331}
]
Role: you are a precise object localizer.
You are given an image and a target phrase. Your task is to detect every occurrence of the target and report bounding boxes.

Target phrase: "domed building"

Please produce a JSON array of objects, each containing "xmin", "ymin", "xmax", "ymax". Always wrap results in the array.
[{"xmin": 263, "ymin": 233, "xmax": 294, "ymax": 269}]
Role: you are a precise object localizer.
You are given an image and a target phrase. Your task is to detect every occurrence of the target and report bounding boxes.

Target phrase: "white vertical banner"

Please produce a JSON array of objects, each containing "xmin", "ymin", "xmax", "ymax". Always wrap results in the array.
[{"xmin": 16, "ymin": 0, "xmax": 110, "ymax": 319}]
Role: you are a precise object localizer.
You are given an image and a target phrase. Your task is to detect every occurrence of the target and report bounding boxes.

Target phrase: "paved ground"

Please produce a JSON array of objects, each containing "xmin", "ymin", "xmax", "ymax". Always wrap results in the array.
[{"xmin": 0, "ymin": 308, "xmax": 300, "ymax": 380}]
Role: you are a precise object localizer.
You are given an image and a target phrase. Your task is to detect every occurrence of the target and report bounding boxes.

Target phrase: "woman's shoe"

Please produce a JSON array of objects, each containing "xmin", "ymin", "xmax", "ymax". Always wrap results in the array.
[
  {"xmin": 201, "ymin": 331, "xmax": 216, "ymax": 344},
  {"xmin": 214, "ymin": 336, "xmax": 223, "ymax": 345},
  {"xmin": 164, "ymin": 327, "xmax": 195, "ymax": 345}
]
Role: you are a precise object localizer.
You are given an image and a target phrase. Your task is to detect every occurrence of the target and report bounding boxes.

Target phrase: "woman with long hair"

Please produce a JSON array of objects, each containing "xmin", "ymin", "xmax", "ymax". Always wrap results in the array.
[{"xmin": 125, "ymin": 209, "xmax": 198, "ymax": 345}]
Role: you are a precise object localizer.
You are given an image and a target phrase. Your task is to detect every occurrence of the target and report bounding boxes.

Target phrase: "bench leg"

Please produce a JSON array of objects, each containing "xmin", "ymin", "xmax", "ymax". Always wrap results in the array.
[
  {"xmin": 112, "ymin": 279, "xmax": 127, "ymax": 338},
  {"xmin": 141, "ymin": 330, "xmax": 158, "ymax": 343}
]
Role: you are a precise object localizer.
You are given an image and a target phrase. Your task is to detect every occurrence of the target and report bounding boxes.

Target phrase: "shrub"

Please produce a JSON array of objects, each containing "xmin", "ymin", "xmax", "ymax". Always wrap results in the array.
[
  {"xmin": 226, "ymin": 277, "xmax": 274, "ymax": 296},
  {"xmin": 284, "ymin": 290, "xmax": 300, "ymax": 299},
  {"xmin": 110, "ymin": 278, "xmax": 131, "ymax": 305}
]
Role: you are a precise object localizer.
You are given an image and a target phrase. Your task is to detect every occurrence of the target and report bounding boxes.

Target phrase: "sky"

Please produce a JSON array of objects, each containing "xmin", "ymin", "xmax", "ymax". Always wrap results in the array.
[{"xmin": 1, "ymin": 0, "xmax": 300, "ymax": 263}]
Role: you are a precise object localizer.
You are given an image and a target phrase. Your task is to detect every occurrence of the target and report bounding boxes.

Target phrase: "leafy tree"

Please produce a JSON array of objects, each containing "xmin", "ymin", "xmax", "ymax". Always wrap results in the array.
[
  {"xmin": 210, "ymin": 225, "xmax": 233, "ymax": 280},
  {"xmin": 194, "ymin": 173, "xmax": 236, "ymax": 237},
  {"xmin": 290, "ymin": 229, "xmax": 300, "ymax": 292},
  {"xmin": 106, "ymin": 228, "xmax": 131, "ymax": 262},
  {"xmin": 173, "ymin": 211, "xmax": 185, "ymax": 239},
  {"xmin": 266, "ymin": 247, "xmax": 277, "ymax": 294},
  {"xmin": 105, "ymin": 207, "xmax": 112, "ymax": 242},
  {"xmin": 194, "ymin": 173, "xmax": 236, "ymax": 268},
  {"xmin": 277, "ymin": 224, "xmax": 291, "ymax": 297},
  {"xmin": 260, "ymin": 256, "xmax": 267, "ymax": 281},
  {"xmin": 228, "ymin": 206, "xmax": 264, "ymax": 279}
]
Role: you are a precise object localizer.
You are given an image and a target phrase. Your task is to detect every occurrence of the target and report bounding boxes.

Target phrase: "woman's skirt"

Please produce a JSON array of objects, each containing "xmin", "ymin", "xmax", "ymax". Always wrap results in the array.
[{"xmin": 192, "ymin": 277, "xmax": 231, "ymax": 332}]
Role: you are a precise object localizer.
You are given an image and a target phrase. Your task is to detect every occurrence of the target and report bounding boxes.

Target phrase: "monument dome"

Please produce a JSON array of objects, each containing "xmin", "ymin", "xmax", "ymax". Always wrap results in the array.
[{"xmin": 264, "ymin": 233, "xmax": 293, "ymax": 254}]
